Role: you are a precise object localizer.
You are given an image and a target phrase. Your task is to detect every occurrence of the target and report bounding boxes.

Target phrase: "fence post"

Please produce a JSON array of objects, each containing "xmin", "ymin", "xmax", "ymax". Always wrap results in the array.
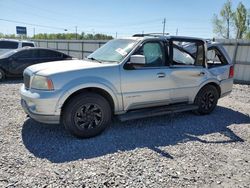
[
  {"xmin": 232, "ymin": 39, "xmax": 239, "ymax": 65},
  {"xmin": 82, "ymin": 41, "xmax": 84, "ymax": 59},
  {"xmin": 67, "ymin": 41, "xmax": 70, "ymax": 55}
]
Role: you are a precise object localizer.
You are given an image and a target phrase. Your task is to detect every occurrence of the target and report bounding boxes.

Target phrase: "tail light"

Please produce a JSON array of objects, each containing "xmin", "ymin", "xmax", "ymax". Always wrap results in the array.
[{"xmin": 229, "ymin": 65, "xmax": 234, "ymax": 78}]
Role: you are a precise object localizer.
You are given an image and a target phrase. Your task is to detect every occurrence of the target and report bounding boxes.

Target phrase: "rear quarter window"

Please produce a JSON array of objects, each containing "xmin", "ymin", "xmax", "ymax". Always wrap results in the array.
[
  {"xmin": 207, "ymin": 47, "xmax": 228, "ymax": 68},
  {"xmin": 0, "ymin": 41, "xmax": 18, "ymax": 49},
  {"xmin": 39, "ymin": 50, "xmax": 62, "ymax": 58},
  {"xmin": 22, "ymin": 42, "xmax": 34, "ymax": 47}
]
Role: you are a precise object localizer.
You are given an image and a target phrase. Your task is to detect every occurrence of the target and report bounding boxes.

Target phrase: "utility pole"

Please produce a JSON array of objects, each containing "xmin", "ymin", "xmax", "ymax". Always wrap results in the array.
[
  {"xmin": 162, "ymin": 18, "xmax": 166, "ymax": 35},
  {"xmin": 75, "ymin": 26, "xmax": 78, "ymax": 40},
  {"xmin": 33, "ymin": 28, "xmax": 35, "ymax": 39},
  {"xmin": 115, "ymin": 32, "xmax": 117, "ymax": 38},
  {"xmin": 226, "ymin": 18, "xmax": 229, "ymax": 39},
  {"xmin": 176, "ymin": 28, "xmax": 178, "ymax": 36}
]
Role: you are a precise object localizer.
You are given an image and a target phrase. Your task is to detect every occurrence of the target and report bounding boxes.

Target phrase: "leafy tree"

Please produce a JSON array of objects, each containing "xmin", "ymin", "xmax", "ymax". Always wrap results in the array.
[
  {"xmin": 234, "ymin": 2, "xmax": 247, "ymax": 39},
  {"xmin": 213, "ymin": 0, "xmax": 249, "ymax": 39},
  {"xmin": 213, "ymin": 0, "xmax": 234, "ymax": 39},
  {"xmin": 245, "ymin": 31, "xmax": 250, "ymax": 39},
  {"xmin": 32, "ymin": 33, "xmax": 113, "ymax": 40}
]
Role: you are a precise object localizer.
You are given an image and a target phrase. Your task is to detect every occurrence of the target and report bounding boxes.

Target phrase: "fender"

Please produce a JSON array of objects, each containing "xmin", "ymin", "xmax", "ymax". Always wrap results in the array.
[
  {"xmin": 54, "ymin": 76, "xmax": 122, "ymax": 115},
  {"xmin": 190, "ymin": 78, "xmax": 221, "ymax": 103}
]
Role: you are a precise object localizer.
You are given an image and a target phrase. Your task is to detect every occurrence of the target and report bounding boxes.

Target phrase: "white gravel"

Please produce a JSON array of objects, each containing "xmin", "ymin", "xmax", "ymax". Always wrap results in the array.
[{"xmin": 0, "ymin": 80, "xmax": 249, "ymax": 188}]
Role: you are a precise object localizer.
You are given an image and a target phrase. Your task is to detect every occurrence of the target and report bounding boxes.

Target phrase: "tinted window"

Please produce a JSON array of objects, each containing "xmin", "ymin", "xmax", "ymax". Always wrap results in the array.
[
  {"xmin": 0, "ymin": 41, "xmax": 18, "ymax": 49},
  {"xmin": 134, "ymin": 42, "xmax": 165, "ymax": 67},
  {"xmin": 14, "ymin": 50, "xmax": 37, "ymax": 59},
  {"xmin": 39, "ymin": 50, "xmax": 62, "ymax": 58},
  {"xmin": 22, "ymin": 42, "xmax": 34, "ymax": 47}
]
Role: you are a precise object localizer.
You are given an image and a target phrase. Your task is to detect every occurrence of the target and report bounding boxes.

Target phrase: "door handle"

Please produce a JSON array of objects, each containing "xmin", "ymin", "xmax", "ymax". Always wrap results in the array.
[
  {"xmin": 157, "ymin": 72, "xmax": 165, "ymax": 78},
  {"xmin": 199, "ymin": 72, "xmax": 205, "ymax": 76}
]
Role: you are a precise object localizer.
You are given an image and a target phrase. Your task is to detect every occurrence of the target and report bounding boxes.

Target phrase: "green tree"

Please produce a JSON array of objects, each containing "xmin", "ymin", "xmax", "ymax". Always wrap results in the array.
[
  {"xmin": 213, "ymin": 0, "xmax": 234, "ymax": 39},
  {"xmin": 213, "ymin": 1, "xmax": 249, "ymax": 39},
  {"xmin": 234, "ymin": 2, "xmax": 247, "ymax": 39}
]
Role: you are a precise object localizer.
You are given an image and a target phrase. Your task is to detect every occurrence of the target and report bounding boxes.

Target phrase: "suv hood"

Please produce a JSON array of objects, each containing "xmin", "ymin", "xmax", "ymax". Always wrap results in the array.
[{"xmin": 26, "ymin": 59, "xmax": 114, "ymax": 75}]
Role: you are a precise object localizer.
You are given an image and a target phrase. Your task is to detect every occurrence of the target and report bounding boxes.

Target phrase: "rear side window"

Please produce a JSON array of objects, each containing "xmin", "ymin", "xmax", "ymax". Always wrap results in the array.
[
  {"xmin": 39, "ymin": 50, "xmax": 62, "ymax": 58},
  {"xmin": 171, "ymin": 40, "xmax": 204, "ymax": 66},
  {"xmin": 14, "ymin": 50, "xmax": 37, "ymax": 59},
  {"xmin": 207, "ymin": 47, "xmax": 228, "ymax": 67},
  {"xmin": 22, "ymin": 42, "xmax": 34, "ymax": 47},
  {"xmin": 0, "ymin": 41, "xmax": 18, "ymax": 49}
]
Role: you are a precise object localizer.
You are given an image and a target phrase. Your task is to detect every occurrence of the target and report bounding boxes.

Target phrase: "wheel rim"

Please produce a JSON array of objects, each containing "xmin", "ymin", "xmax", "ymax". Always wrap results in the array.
[
  {"xmin": 200, "ymin": 91, "xmax": 215, "ymax": 110},
  {"xmin": 74, "ymin": 103, "xmax": 103, "ymax": 130}
]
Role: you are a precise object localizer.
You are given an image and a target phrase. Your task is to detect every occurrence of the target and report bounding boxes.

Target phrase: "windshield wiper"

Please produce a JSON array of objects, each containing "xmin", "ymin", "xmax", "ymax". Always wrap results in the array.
[{"xmin": 87, "ymin": 57, "xmax": 102, "ymax": 63}]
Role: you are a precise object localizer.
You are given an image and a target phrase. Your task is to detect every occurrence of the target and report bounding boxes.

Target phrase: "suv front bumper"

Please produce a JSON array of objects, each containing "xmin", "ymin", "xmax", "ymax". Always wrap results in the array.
[
  {"xmin": 21, "ymin": 99, "xmax": 60, "ymax": 124},
  {"xmin": 20, "ymin": 85, "xmax": 61, "ymax": 124}
]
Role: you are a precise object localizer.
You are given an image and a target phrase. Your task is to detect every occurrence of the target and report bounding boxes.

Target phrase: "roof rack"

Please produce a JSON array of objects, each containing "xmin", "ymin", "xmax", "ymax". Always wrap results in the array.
[{"xmin": 132, "ymin": 33, "xmax": 169, "ymax": 37}]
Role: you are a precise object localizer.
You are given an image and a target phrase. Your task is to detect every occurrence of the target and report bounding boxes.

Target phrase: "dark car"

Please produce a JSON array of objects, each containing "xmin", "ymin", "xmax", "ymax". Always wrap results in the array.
[{"xmin": 0, "ymin": 47, "xmax": 73, "ymax": 81}]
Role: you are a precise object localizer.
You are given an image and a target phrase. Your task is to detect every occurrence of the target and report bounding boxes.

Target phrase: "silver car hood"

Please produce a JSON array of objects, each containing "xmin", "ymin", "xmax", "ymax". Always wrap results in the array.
[{"xmin": 26, "ymin": 59, "xmax": 112, "ymax": 76}]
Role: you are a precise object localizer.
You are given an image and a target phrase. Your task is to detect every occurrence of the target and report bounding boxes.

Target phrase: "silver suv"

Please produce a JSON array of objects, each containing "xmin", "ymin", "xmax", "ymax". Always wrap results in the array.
[
  {"xmin": 20, "ymin": 34, "xmax": 234, "ymax": 138},
  {"xmin": 0, "ymin": 39, "xmax": 35, "ymax": 55}
]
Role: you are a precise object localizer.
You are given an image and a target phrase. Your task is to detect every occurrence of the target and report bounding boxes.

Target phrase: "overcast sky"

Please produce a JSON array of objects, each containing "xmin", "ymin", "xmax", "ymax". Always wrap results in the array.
[{"xmin": 0, "ymin": 0, "xmax": 249, "ymax": 38}]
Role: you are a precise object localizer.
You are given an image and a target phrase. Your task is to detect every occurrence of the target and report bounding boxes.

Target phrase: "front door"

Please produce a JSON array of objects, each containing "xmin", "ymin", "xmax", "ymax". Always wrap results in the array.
[
  {"xmin": 9, "ymin": 49, "xmax": 38, "ymax": 75},
  {"xmin": 120, "ymin": 40, "xmax": 173, "ymax": 111}
]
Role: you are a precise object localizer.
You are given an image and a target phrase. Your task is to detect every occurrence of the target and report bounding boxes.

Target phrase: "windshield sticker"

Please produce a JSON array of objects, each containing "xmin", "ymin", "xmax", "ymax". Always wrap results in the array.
[{"xmin": 116, "ymin": 48, "xmax": 127, "ymax": 56}]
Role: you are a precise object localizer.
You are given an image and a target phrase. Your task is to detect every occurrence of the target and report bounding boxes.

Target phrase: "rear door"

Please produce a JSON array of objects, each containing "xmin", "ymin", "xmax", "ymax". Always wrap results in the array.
[
  {"xmin": 37, "ymin": 49, "xmax": 63, "ymax": 63},
  {"xmin": 168, "ymin": 38, "xmax": 208, "ymax": 103}
]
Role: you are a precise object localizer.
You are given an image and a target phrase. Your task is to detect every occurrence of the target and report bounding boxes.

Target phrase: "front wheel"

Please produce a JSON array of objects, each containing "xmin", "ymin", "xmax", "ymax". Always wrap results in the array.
[
  {"xmin": 193, "ymin": 85, "xmax": 219, "ymax": 115},
  {"xmin": 0, "ymin": 69, "xmax": 5, "ymax": 81},
  {"xmin": 62, "ymin": 92, "xmax": 112, "ymax": 138}
]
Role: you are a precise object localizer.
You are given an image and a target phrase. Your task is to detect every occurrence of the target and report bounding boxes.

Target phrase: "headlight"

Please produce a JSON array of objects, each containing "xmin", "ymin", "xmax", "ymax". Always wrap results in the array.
[{"xmin": 31, "ymin": 75, "xmax": 54, "ymax": 90}]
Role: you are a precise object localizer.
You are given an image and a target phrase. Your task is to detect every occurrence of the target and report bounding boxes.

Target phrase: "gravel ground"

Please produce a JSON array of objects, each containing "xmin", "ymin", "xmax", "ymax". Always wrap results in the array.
[{"xmin": 0, "ymin": 80, "xmax": 249, "ymax": 188}]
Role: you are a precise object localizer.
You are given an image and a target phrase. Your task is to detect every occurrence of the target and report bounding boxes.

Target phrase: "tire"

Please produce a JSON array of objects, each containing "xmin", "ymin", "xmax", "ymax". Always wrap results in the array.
[
  {"xmin": 62, "ymin": 92, "xmax": 112, "ymax": 138},
  {"xmin": 0, "ymin": 69, "xmax": 5, "ymax": 81},
  {"xmin": 193, "ymin": 85, "xmax": 219, "ymax": 115}
]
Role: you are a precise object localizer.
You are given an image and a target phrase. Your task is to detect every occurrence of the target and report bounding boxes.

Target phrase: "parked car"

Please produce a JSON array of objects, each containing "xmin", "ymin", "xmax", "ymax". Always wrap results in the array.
[
  {"xmin": 0, "ymin": 39, "xmax": 35, "ymax": 55},
  {"xmin": 20, "ymin": 34, "xmax": 234, "ymax": 138},
  {"xmin": 0, "ymin": 47, "xmax": 73, "ymax": 81}
]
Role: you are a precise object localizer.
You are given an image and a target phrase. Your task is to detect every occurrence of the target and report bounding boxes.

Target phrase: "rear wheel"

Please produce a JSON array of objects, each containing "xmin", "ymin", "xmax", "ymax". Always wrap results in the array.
[
  {"xmin": 0, "ymin": 69, "xmax": 5, "ymax": 81},
  {"xmin": 194, "ymin": 85, "xmax": 219, "ymax": 115},
  {"xmin": 62, "ymin": 92, "xmax": 112, "ymax": 138}
]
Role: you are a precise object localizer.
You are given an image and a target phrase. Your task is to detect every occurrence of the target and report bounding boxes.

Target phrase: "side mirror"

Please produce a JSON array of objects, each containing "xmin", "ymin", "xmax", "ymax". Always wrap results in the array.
[{"xmin": 128, "ymin": 55, "xmax": 146, "ymax": 65}]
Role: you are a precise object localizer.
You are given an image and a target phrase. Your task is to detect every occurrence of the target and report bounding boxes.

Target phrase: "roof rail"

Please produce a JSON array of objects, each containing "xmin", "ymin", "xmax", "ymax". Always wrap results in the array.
[{"xmin": 132, "ymin": 33, "xmax": 169, "ymax": 37}]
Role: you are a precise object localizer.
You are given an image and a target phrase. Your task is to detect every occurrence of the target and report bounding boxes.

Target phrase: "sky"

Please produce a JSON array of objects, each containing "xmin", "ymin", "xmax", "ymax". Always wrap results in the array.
[{"xmin": 0, "ymin": 0, "xmax": 250, "ymax": 38}]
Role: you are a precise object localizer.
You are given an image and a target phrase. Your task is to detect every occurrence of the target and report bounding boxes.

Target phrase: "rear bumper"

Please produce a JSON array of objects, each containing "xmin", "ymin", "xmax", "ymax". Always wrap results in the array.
[
  {"xmin": 220, "ymin": 78, "xmax": 233, "ymax": 98},
  {"xmin": 21, "ymin": 99, "xmax": 60, "ymax": 124}
]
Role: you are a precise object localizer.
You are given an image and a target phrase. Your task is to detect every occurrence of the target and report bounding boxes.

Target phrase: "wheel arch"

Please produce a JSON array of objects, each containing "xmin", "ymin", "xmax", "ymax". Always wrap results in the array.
[
  {"xmin": 191, "ymin": 80, "xmax": 221, "ymax": 103},
  {"xmin": 60, "ymin": 87, "xmax": 116, "ymax": 115},
  {"xmin": 196, "ymin": 81, "xmax": 221, "ymax": 98}
]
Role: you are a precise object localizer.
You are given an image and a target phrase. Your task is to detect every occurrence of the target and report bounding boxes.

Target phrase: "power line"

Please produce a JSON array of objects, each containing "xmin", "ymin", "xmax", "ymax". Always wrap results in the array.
[{"xmin": 0, "ymin": 18, "xmax": 67, "ymax": 31}]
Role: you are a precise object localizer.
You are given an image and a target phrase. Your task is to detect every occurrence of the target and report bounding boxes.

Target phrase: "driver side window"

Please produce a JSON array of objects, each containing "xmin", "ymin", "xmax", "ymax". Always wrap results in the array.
[{"xmin": 134, "ymin": 42, "xmax": 165, "ymax": 67}]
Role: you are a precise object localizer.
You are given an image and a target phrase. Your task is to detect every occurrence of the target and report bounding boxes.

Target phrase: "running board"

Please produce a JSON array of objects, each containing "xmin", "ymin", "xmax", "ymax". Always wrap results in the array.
[{"xmin": 117, "ymin": 104, "xmax": 198, "ymax": 122}]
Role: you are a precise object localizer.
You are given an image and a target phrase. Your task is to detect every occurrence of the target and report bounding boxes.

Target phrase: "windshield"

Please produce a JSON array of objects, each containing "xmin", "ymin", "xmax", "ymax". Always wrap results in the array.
[
  {"xmin": 0, "ymin": 50, "xmax": 17, "ymax": 58},
  {"xmin": 87, "ymin": 39, "xmax": 138, "ymax": 63}
]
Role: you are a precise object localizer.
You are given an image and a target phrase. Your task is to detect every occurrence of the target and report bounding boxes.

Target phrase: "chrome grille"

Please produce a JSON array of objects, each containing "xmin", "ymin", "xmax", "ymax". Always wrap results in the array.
[{"xmin": 23, "ymin": 73, "xmax": 30, "ymax": 89}]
